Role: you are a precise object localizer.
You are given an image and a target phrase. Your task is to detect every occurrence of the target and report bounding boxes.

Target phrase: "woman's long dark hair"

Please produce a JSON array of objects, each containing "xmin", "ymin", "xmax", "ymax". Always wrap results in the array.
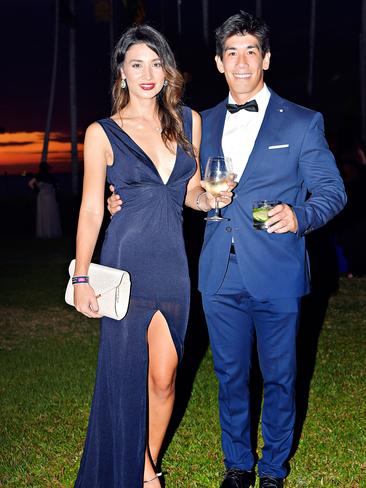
[{"xmin": 111, "ymin": 24, "xmax": 193, "ymax": 156}]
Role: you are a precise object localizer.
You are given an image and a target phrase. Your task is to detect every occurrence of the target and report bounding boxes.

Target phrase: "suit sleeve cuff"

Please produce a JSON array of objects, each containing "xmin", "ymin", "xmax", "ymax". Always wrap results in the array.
[{"xmin": 292, "ymin": 205, "xmax": 312, "ymax": 237}]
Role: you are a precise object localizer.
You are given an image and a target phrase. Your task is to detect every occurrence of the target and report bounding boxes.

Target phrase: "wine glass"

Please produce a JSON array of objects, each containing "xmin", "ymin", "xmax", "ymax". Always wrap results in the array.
[{"xmin": 204, "ymin": 156, "xmax": 234, "ymax": 222}]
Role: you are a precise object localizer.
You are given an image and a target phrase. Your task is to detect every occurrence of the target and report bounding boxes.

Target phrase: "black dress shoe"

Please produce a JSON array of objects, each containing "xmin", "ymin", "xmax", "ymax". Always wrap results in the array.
[
  {"xmin": 220, "ymin": 468, "xmax": 256, "ymax": 488},
  {"xmin": 259, "ymin": 475, "xmax": 284, "ymax": 488}
]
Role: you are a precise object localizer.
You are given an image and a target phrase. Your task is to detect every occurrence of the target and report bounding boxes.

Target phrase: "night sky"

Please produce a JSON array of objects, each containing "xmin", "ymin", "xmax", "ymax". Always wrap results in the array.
[{"xmin": 0, "ymin": 0, "xmax": 363, "ymax": 167}]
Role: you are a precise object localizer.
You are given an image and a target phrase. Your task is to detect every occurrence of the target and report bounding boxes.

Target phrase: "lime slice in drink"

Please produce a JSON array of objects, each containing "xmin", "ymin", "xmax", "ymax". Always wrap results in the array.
[{"xmin": 253, "ymin": 209, "xmax": 268, "ymax": 222}]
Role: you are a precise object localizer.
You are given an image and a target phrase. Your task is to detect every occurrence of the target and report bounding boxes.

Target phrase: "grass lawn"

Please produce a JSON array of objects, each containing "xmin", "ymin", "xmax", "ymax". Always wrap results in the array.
[{"xmin": 0, "ymin": 237, "xmax": 365, "ymax": 487}]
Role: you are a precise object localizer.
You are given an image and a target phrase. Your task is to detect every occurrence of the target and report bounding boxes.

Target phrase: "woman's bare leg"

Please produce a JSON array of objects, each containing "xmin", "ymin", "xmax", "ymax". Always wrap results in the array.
[{"xmin": 143, "ymin": 311, "xmax": 178, "ymax": 486}]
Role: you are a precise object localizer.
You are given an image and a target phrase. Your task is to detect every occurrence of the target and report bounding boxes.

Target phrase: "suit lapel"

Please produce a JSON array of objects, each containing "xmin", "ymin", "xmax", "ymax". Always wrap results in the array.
[
  {"xmin": 235, "ymin": 91, "xmax": 287, "ymax": 191},
  {"xmin": 202, "ymin": 100, "xmax": 227, "ymax": 166}
]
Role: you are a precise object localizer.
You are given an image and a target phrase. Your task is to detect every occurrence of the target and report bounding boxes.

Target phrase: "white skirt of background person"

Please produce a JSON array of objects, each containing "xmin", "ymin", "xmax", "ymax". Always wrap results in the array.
[{"xmin": 36, "ymin": 181, "xmax": 62, "ymax": 239}]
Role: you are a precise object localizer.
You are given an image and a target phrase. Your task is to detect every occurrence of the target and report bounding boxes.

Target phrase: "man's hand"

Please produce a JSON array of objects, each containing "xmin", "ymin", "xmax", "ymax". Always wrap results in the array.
[
  {"xmin": 266, "ymin": 203, "xmax": 298, "ymax": 234},
  {"xmin": 107, "ymin": 185, "xmax": 122, "ymax": 216}
]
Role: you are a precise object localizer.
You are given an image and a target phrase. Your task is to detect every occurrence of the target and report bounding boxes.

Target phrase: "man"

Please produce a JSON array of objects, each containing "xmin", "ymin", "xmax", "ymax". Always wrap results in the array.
[
  {"xmin": 108, "ymin": 11, "xmax": 346, "ymax": 488},
  {"xmin": 196, "ymin": 11, "xmax": 346, "ymax": 488}
]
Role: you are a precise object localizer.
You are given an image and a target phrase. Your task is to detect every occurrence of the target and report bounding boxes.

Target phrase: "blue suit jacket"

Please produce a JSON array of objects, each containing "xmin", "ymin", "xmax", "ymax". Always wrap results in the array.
[{"xmin": 198, "ymin": 89, "xmax": 347, "ymax": 299}]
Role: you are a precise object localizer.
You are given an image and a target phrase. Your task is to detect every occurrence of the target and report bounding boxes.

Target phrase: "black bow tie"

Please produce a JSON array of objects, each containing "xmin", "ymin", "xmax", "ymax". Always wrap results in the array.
[{"xmin": 226, "ymin": 99, "xmax": 259, "ymax": 114}]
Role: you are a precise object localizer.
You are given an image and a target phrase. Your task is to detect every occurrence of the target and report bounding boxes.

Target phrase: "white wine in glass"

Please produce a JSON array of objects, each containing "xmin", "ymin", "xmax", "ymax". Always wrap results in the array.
[{"xmin": 204, "ymin": 156, "xmax": 233, "ymax": 222}]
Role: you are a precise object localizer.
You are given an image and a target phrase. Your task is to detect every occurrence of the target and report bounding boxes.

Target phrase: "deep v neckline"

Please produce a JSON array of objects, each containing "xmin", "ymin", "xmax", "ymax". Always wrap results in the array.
[{"xmin": 108, "ymin": 118, "xmax": 178, "ymax": 185}]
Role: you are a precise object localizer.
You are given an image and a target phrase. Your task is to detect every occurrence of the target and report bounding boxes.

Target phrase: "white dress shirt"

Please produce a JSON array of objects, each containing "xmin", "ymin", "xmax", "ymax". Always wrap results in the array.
[{"xmin": 222, "ymin": 84, "xmax": 271, "ymax": 181}]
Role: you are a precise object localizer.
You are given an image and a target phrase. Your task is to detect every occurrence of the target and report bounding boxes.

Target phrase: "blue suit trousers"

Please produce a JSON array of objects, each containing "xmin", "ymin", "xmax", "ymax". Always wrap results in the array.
[{"xmin": 202, "ymin": 254, "xmax": 301, "ymax": 478}]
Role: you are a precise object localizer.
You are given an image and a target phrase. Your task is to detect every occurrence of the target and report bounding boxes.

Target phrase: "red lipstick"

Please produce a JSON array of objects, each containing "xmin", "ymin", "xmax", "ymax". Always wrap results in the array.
[{"xmin": 140, "ymin": 83, "xmax": 155, "ymax": 90}]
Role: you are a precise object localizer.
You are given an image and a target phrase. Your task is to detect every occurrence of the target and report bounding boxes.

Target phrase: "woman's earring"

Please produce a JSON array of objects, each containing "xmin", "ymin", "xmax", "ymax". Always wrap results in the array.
[
  {"xmin": 121, "ymin": 79, "xmax": 126, "ymax": 89},
  {"xmin": 163, "ymin": 80, "xmax": 168, "ymax": 87}
]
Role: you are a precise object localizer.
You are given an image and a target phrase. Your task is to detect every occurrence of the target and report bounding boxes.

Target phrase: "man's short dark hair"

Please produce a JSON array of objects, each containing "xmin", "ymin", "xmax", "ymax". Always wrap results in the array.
[{"xmin": 215, "ymin": 11, "xmax": 270, "ymax": 58}]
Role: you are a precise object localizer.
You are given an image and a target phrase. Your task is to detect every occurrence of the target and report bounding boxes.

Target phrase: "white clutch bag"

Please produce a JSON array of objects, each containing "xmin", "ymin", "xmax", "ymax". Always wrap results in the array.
[{"xmin": 65, "ymin": 259, "xmax": 131, "ymax": 320}]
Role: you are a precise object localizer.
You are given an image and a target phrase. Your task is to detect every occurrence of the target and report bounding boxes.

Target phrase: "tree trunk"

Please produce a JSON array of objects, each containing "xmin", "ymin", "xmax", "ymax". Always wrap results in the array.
[
  {"xmin": 69, "ymin": 0, "xmax": 79, "ymax": 195},
  {"xmin": 160, "ymin": 0, "xmax": 165, "ymax": 32},
  {"xmin": 361, "ymin": 0, "xmax": 366, "ymax": 143},
  {"xmin": 202, "ymin": 0, "xmax": 209, "ymax": 45},
  {"xmin": 255, "ymin": 0, "xmax": 262, "ymax": 17},
  {"xmin": 307, "ymin": 0, "xmax": 316, "ymax": 101},
  {"xmin": 110, "ymin": 0, "xmax": 115, "ymax": 92},
  {"xmin": 41, "ymin": 0, "xmax": 59, "ymax": 164},
  {"xmin": 177, "ymin": 0, "xmax": 182, "ymax": 37},
  {"xmin": 110, "ymin": 0, "xmax": 114, "ymax": 52}
]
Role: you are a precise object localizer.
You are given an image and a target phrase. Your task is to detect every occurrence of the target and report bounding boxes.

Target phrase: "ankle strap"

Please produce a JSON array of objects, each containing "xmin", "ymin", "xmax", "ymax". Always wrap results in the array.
[{"xmin": 144, "ymin": 474, "xmax": 159, "ymax": 484}]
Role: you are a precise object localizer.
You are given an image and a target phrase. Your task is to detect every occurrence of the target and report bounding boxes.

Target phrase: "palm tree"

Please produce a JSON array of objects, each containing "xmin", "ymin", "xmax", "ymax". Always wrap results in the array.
[
  {"xmin": 69, "ymin": 0, "xmax": 79, "ymax": 195},
  {"xmin": 41, "ymin": 0, "xmax": 59, "ymax": 164},
  {"xmin": 110, "ymin": 0, "xmax": 115, "ymax": 54},
  {"xmin": 177, "ymin": 0, "xmax": 182, "ymax": 37},
  {"xmin": 94, "ymin": 0, "xmax": 115, "ymax": 88},
  {"xmin": 159, "ymin": 0, "xmax": 165, "ymax": 32},
  {"xmin": 255, "ymin": 0, "xmax": 262, "ymax": 17},
  {"xmin": 202, "ymin": 0, "xmax": 209, "ymax": 46},
  {"xmin": 361, "ymin": 0, "xmax": 366, "ymax": 143}
]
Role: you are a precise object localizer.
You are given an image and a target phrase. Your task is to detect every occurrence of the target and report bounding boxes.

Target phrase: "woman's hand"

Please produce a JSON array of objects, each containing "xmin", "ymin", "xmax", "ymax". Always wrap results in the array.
[
  {"xmin": 74, "ymin": 284, "xmax": 102, "ymax": 318},
  {"xmin": 107, "ymin": 185, "xmax": 123, "ymax": 216},
  {"xmin": 202, "ymin": 179, "xmax": 237, "ymax": 209}
]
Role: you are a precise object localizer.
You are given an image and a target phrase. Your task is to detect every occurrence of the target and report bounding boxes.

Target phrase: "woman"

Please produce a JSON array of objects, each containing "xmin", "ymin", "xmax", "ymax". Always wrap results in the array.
[{"xmin": 73, "ymin": 24, "xmax": 232, "ymax": 487}]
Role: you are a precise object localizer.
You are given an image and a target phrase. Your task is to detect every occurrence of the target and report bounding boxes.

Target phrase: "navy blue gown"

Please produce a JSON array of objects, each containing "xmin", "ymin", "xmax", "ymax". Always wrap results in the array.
[{"xmin": 74, "ymin": 107, "xmax": 196, "ymax": 487}]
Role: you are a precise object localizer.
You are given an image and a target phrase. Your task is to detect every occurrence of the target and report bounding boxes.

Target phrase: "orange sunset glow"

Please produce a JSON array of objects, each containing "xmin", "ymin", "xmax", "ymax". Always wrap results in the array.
[{"xmin": 0, "ymin": 131, "xmax": 83, "ymax": 174}]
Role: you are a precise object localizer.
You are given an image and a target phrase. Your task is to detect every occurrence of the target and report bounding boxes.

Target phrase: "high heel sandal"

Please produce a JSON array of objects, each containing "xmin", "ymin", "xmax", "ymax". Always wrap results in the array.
[{"xmin": 153, "ymin": 459, "xmax": 162, "ymax": 478}]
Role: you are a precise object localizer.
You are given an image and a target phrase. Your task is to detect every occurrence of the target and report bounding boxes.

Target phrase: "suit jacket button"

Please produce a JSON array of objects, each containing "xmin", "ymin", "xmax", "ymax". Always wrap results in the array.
[{"xmin": 225, "ymin": 226, "xmax": 232, "ymax": 232}]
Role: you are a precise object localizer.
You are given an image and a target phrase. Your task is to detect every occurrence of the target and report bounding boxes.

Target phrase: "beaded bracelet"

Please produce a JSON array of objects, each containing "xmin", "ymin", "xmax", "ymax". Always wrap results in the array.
[
  {"xmin": 72, "ymin": 276, "xmax": 89, "ymax": 285},
  {"xmin": 196, "ymin": 191, "xmax": 207, "ymax": 211}
]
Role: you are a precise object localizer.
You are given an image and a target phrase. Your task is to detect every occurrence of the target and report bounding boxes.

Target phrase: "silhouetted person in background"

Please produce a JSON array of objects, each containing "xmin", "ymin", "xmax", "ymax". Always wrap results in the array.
[
  {"xmin": 336, "ymin": 158, "xmax": 366, "ymax": 277},
  {"xmin": 28, "ymin": 162, "xmax": 62, "ymax": 239}
]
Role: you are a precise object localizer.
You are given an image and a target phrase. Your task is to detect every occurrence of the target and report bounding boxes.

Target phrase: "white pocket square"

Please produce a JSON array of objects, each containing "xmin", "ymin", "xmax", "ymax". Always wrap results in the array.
[{"xmin": 268, "ymin": 144, "xmax": 289, "ymax": 149}]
